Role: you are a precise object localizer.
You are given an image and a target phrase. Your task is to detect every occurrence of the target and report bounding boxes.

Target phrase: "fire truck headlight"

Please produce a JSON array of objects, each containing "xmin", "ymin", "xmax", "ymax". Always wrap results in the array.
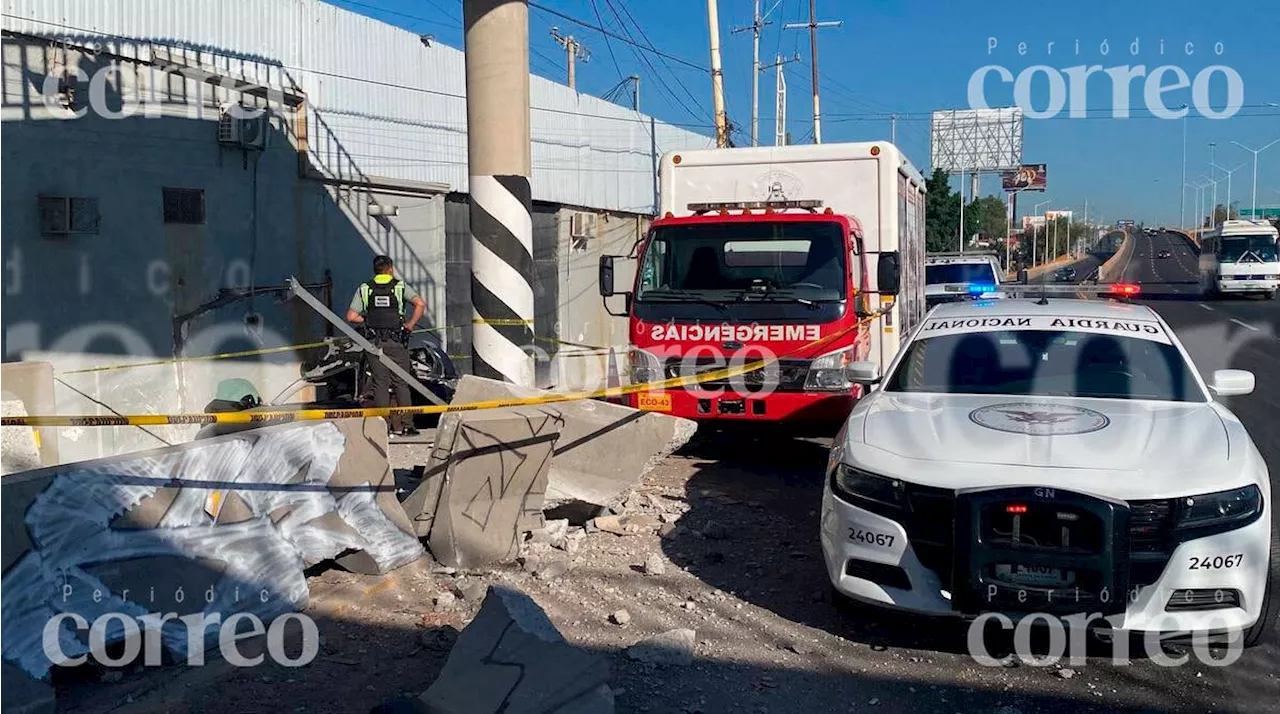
[
  {"xmin": 805, "ymin": 345, "xmax": 858, "ymax": 392},
  {"xmin": 627, "ymin": 346, "xmax": 662, "ymax": 385}
]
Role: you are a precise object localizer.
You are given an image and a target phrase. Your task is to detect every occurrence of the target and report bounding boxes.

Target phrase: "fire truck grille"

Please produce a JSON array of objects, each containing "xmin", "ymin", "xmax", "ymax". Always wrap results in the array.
[{"xmin": 663, "ymin": 358, "xmax": 811, "ymax": 393}]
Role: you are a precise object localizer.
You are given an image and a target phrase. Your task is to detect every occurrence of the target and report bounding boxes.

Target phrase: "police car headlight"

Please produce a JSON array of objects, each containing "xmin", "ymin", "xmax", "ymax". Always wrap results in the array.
[
  {"xmin": 805, "ymin": 345, "xmax": 858, "ymax": 391},
  {"xmin": 1175, "ymin": 485, "xmax": 1262, "ymax": 533},
  {"xmin": 833, "ymin": 464, "xmax": 906, "ymax": 509},
  {"xmin": 627, "ymin": 346, "xmax": 662, "ymax": 385}
]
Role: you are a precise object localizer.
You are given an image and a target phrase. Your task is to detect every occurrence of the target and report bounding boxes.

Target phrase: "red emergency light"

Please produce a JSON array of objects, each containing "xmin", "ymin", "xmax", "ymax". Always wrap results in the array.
[
  {"xmin": 1110, "ymin": 283, "xmax": 1141, "ymax": 296},
  {"xmin": 1005, "ymin": 504, "xmax": 1029, "ymax": 514}
]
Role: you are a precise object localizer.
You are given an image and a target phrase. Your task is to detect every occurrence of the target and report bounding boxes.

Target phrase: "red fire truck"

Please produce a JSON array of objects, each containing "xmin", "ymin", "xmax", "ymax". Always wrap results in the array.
[{"xmin": 599, "ymin": 142, "xmax": 926, "ymax": 429}]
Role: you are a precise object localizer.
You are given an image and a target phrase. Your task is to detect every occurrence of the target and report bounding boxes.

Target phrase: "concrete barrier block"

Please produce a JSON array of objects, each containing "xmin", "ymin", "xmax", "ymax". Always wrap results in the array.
[
  {"xmin": 449, "ymin": 376, "xmax": 697, "ymax": 512},
  {"xmin": 421, "ymin": 585, "xmax": 613, "ymax": 714},
  {"xmin": 424, "ymin": 409, "xmax": 561, "ymax": 569},
  {"xmin": 0, "ymin": 418, "xmax": 424, "ymax": 679}
]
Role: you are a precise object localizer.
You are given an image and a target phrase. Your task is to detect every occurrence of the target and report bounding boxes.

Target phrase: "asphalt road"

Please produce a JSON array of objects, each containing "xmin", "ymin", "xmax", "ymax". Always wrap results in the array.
[{"xmin": 1121, "ymin": 229, "xmax": 1280, "ymax": 710}]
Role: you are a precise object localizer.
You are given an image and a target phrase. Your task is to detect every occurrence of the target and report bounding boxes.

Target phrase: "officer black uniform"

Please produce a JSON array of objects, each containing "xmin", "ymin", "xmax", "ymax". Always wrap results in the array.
[{"xmin": 347, "ymin": 255, "xmax": 426, "ymax": 437}]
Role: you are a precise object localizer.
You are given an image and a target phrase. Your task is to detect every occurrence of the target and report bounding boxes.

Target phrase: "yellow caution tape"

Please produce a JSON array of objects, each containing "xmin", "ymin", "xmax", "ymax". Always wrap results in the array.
[
  {"xmin": 6, "ymin": 312, "xmax": 881, "ymax": 429},
  {"xmin": 473, "ymin": 318, "xmax": 534, "ymax": 327}
]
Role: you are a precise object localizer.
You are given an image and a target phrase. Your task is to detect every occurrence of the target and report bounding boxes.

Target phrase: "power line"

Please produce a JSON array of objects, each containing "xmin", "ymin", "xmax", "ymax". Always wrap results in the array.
[
  {"xmin": 608, "ymin": 0, "xmax": 710, "ymax": 120},
  {"xmin": 527, "ymin": 1, "xmax": 708, "ymax": 72},
  {"xmin": 327, "ymin": 0, "xmax": 460, "ymax": 29},
  {"xmin": 602, "ymin": 0, "xmax": 709, "ymax": 124},
  {"xmin": 589, "ymin": 0, "xmax": 625, "ymax": 88}
]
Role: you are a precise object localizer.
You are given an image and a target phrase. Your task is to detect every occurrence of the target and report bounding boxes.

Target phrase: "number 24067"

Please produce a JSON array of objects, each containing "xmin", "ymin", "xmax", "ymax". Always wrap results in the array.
[{"xmin": 848, "ymin": 528, "xmax": 895, "ymax": 548}]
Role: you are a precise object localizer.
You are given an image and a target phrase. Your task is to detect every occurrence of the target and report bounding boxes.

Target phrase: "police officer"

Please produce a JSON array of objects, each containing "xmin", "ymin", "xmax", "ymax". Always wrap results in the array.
[{"xmin": 346, "ymin": 255, "xmax": 426, "ymax": 437}]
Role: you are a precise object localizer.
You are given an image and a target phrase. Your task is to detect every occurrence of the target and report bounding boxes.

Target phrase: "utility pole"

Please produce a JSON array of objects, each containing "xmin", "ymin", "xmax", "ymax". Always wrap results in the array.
[
  {"xmin": 707, "ymin": 0, "xmax": 729, "ymax": 148},
  {"xmin": 760, "ymin": 53, "xmax": 798, "ymax": 147},
  {"xmin": 1211, "ymin": 161, "xmax": 1248, "ymax": 219},
  {"xmin": 1180, "ymin": 109, "xmax": 1187, "ymax": 231},
  {"xmin": 784, "ymin": 0, "xmax": 841, "ymax": 144},
  {"xmin": 732, "ymin": 0, "xmax": 772, "ymax": 146},
  {"xmin": 630, "ymin": 74, "xmax": 640, "ymax": 111},
  {"xmin": 549, "ymin": 26, "xmax": 589, "ymax": 90},
  {"xmin": 890, "ymin": 114, "xmax": 897, "ymax": 145},
  {"xmin": 465, "ymin": 0, "xmax": 533, "ymax": 386}
]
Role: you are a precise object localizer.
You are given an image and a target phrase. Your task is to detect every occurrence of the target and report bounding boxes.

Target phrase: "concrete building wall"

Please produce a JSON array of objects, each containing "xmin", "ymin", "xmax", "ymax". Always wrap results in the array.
[{"xmin": 1, "ymin": 37, "xmax": 448, "ymax": 461}]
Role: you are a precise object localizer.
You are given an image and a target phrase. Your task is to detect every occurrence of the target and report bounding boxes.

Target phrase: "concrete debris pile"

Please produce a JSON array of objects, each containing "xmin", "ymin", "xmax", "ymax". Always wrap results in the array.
[
  {"xmin": 415, "ymin": 585, "xmax": 614, "ymax": 714},
  {"xmin": 0, "ymin": 418, "xmax": 424, "ymax": 681},
  {"xmin": 445, "ymin": 376, "xmax": 697, "ymax": 519},
  {"xmin": 401, "ymin": 376, "xmax": 696, "ymax": 568}
]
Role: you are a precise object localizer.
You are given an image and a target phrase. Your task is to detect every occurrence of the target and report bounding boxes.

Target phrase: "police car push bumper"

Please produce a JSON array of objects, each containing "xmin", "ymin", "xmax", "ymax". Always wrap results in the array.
[{"xmin": 821, "ymin": 479, "xmax": 1270, "ymax": 633}]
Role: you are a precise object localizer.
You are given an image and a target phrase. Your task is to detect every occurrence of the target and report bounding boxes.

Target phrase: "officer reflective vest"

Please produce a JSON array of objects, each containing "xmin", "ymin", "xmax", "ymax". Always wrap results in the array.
[{"xmin": 359, "ymin": 275, "xmax": 405, "ymax": 330}]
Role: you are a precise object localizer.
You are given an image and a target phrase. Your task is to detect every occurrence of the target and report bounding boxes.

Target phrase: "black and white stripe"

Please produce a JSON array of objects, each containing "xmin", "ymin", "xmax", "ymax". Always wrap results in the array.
[{"xmin": 470, "ymin": 174, "xmax": 534, "ymax": 385}]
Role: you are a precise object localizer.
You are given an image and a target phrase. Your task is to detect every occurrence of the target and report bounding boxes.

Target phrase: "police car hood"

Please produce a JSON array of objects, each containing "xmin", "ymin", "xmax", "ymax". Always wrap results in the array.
[{"xmin": 852, "ymin": 392, "xmax": 1235, "ymax": 496}]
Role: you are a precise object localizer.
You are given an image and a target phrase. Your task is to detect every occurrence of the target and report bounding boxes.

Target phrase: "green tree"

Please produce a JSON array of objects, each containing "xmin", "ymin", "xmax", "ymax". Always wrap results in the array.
[
  {"xmin": 925, "ymin": 168, "xmax": 959, "ymax": 253},
  {"xmin": 969, "ymin": 196, "xmax": 1009, "ymax": 243}
]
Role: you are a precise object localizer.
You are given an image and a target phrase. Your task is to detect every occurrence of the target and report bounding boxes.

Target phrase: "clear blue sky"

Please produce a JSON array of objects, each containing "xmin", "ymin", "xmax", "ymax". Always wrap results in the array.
[{"xmin": 327, "ymin": 0, "xmax": 1279, "ymax": 227}]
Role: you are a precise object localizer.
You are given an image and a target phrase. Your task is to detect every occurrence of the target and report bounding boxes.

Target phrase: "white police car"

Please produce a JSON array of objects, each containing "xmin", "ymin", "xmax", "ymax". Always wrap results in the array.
[
  {"xmin": 925, "ymin": 252, "xmax": 1006, "ymax": 310},
  {"xmin": 821, "ymin": 293, "xmax": 1276, "ymax": 646}
]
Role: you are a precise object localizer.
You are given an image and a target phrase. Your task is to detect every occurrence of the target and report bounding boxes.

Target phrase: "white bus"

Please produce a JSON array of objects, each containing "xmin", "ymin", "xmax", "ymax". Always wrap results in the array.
[{"xmin": 1199, "ymin": 220, "xmax": 1279, "ymax": 300}]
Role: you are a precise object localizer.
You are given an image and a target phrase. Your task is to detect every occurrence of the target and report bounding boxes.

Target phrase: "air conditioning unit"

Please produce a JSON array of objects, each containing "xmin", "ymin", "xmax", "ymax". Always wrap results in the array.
[
  {"xmin": 217, "ymin": 107, "xmax": 267, "ymax": 150},
  {"xmin": 569, "ymin": 211, "xmax": 598, "ymax": 239}
]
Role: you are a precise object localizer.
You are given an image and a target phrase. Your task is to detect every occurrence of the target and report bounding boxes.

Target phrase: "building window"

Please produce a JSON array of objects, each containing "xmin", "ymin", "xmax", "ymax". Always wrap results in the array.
[
  {"xmin": 38, "ymin": 196, "xmax": 99, "ymax": 236},
  {"xmin": 163, "ymin": 188, "xmax": 205, "ymax": 225}
]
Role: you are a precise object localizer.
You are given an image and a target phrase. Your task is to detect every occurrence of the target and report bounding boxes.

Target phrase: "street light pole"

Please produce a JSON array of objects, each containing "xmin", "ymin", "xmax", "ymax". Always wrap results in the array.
[
  {"xmin": 1211, "ymin": 162, "xmax": 1249, "ymax": 220},
  {"xmin": 1230, "ymin": 138, "xmax": 1280, "ymax": 217},
  {"xmin": 1208, "ymin": 142, "xmax": 1218, "ymax": 223},
  {"xmin": 1180, "ymin": 109, "xmax": 1187, "ymax": 232},
  {"xmin": 1033, "ymin": 199, "xmax": 1050, "ymax": 267}
]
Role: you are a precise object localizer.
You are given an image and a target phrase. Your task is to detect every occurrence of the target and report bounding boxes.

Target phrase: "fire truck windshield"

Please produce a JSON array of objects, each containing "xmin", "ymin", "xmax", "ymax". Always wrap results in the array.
[{"xmin": 636, "ymin": 221, "xmax": 848, "ymax": 304}]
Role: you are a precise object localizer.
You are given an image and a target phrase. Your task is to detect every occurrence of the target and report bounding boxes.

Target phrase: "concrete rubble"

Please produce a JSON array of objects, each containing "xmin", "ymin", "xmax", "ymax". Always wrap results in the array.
[
  {"xmin": 447, "ymin": 376, "xmax": 698, "ymax": 517},
  {"xmin": 0, "ymin": 400, "xmax": 41, "ymax": 476},
  {"xmin": 0, "ymin": 418, "xmax": 424, "ymax": 680},
  {"xmin": 405, "ymin": 408, "xmax": 562, "ymax": 569},
  {"xmin": 420, "ymin": 585, "xmax": 614, "ymax": 714}
]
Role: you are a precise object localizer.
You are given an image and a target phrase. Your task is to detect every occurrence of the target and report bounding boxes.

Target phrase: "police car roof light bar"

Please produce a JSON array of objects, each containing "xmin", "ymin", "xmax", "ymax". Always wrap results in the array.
[{"xmin": 687, "ymin": 199, "xmax": 823, "ymax": 215}]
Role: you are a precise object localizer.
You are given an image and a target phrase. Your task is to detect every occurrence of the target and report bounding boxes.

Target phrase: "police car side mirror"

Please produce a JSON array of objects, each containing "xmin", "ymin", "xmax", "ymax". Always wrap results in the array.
[
  {"xmin": 1210, "ymin": 369, "xmax": 1254, "ymax": 397},
  {"xmin": 845, "ymin": 361, "xmax": 881, "ymax": 385},
  {"xmin": 599, "ymin": 255, "xmax": 616, "ymax": 297},
  {"xmin": 1017, "ymin": 268, "xmax": 1029, "ymax": 284},
  {"xmin": 877, "ymin": 252, "xmax": 901, "ymax": 296}
]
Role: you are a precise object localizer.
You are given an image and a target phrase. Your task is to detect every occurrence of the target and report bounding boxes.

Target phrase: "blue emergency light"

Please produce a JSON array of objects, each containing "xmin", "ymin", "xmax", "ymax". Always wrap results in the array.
[{"xmin": 967, "ymin": 284, "xmax": 997, "ymax": 294}]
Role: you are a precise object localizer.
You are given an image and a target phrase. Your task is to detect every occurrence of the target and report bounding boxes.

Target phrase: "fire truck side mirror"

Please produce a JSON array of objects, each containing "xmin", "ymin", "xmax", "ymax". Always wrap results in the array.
[
  {"xmin": 599, "ymin": 255, "xmax": 616, "ymax": 297},
  {"xmin": 877, "ymin": 252, "xmax": 901, "ymax": 296}
]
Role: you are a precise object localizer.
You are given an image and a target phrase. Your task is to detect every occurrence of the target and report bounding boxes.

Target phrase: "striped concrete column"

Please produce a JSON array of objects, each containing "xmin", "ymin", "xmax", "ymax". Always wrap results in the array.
[
  {"xmin": 464, "ymin": 0, "xmax": 533, "ymax": 386},
  {"xmin": 469, "ymin": 175, "xmax": 534, "ymax": 385}
]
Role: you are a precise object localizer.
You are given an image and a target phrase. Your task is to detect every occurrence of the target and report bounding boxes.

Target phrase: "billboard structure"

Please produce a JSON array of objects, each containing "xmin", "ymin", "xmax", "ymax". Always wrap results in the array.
[
  {"xmin": 931, "ymin": 108, "xmax": 1024, "ymax": 255},
  {"xmin": 1002, "ymin": 164, "xmax": 1047, "ymax": 192},
  {"xmin": 930, "ymin": 108, "xmax": 1024, "ymax": 173}
]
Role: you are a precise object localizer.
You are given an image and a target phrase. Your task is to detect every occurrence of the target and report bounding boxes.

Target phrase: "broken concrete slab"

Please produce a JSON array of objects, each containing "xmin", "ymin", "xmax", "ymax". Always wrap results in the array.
[
  {"xmin": 590, "ymin": 514, "xmax": 661, "ymax": 537},
  {"xmin": 448, "ymin": 376, "xmax": 697, "ymax": 511},
  {"xmin": 421, "ymin": 585, "xmax": 613, "ymax": 714},
  {"xmin": 0, "ymin": 418, "xmax": 424, "ymax": 680},
  {"xmin": 418, "ymin": 408, "xmax": 561, "ymax": 569},
  {"xmin": 1, "ymin": 660, "xmax": 55, "ymax": 714}
]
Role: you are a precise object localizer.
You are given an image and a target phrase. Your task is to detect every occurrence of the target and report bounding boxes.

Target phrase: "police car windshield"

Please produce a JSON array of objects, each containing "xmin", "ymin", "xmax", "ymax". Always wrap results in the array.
[
  {"xmin": 884, "ymin": 329, "xmax": 1205, "ymax": 402},
  {"xmin": 926, "ymin": 263, "xmax": 996, "ymax": 285}
]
